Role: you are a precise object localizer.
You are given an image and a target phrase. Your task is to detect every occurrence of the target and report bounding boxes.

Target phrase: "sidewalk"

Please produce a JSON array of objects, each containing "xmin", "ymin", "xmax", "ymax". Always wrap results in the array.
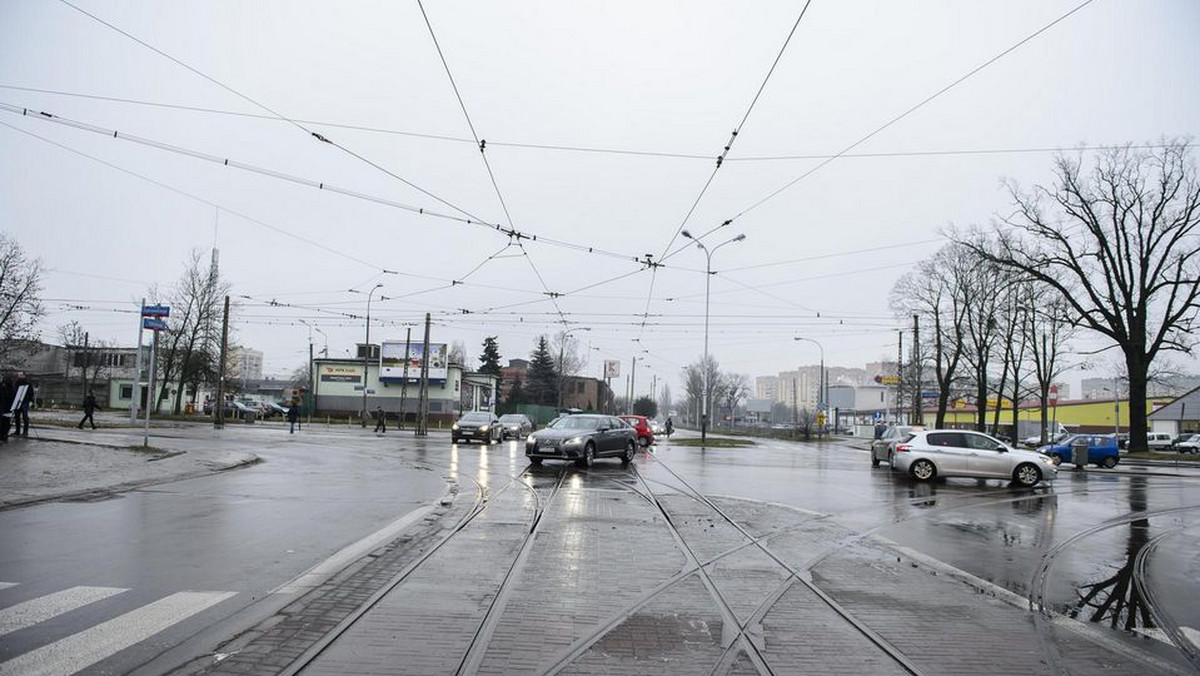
[{"xmin": 0, "ymin": 424, "xmax": 260, "ymax": 510}]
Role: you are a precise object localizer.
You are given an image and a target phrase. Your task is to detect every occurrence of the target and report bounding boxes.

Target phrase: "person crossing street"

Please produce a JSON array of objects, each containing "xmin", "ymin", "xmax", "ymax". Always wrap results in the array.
[
  {"xmin": 77, "ymin": 389, "xmax": 97, "ymax": 430},
  {"xmin": 373, "ymin": 404, "xmax": 387, "ymax": 434}
]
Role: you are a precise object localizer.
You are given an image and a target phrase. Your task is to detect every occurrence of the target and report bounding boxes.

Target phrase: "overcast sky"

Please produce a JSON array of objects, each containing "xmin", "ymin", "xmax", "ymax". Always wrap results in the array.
[{"xmin": 2, "ymin": 0, "xmax": 1198, "ymax": 399}]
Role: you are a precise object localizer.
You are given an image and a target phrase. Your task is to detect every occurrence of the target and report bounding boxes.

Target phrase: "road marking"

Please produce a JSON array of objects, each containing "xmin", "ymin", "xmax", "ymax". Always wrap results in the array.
[
  {"xmin": 0, "ymin": 586, "xmax": 127, "ymax": 636},
  {"xmin": 0, "ymin": 583, "xmax": 17, "ymax": 591},
  {"xmin": 0, "ymin": 590, "xmax": 236, "ymax": 676},
  {"xmin": 271, "ymin": 505, "xmax": 433, "ymax": 594}
]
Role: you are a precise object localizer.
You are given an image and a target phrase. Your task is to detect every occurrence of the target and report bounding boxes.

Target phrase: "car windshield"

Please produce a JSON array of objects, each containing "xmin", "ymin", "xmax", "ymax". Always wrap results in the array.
[
  {"xmin": 460, "ymin": 412, "xmax": 492, "ymax": 422},
  {"xmin": 548, "ymin": 416, "xmax": 600, "ymax": 430},
  {"xmin": 498, "ymin": 415, "xmax": 525, "ymax": 423}
]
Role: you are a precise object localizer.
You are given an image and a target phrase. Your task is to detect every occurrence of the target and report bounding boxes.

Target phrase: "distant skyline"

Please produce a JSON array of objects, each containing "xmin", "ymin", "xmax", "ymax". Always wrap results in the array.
[{"xmin": 3, "ymin": 1, "xmax": 1198, "ymax": 399}]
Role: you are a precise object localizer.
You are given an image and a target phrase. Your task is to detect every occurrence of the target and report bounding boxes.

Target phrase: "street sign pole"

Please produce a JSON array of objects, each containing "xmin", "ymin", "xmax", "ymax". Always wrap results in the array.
[
  {"xmin": 143, "ymin": 328, "xmax": 158, "ymax": 448},
  {"xmin": 130, "ymin": 297, "xmax": 144, "ymax": 424}
]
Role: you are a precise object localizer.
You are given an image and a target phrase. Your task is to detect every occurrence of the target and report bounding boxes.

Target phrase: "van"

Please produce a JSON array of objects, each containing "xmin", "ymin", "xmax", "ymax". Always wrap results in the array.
[{"xmin": 1147, "ymin": 432, "xmax": 1174, "ymax": 450}]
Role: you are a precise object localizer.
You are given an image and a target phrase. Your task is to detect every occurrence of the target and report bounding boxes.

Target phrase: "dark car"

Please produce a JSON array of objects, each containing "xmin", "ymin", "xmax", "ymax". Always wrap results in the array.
[
  {"xmin": 525, "ymin": 414, "xmax": 638, "ymax": 467},
  {"xmin": 618, "ymin": 414, "xmax": 655, "ymax": 447},
  {"xmin": 497, "ymin": 413, "xmax": 534, "ymax": 440},
  {"xmin": 452, "ymin": 411, "xmax": 500, "ymax": 444},
  {"xmin": 1039, "ymin": 434, "xmax": 1120, "ymax": 468}
]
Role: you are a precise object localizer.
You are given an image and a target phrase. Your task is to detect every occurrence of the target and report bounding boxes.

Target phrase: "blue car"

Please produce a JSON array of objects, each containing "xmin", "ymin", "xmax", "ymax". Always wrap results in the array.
[{"xmin": 1039, "ymin": 434, "xmax": 1120, "ymax": 468}]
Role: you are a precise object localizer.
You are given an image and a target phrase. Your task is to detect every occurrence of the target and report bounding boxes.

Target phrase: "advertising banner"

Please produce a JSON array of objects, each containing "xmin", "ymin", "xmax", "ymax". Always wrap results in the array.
[
  {"xmin": 320, "ymin": 364, "xmax": 363, "ymax": 383},
  {"xmin": 381, "ymin": 341, "xmax": 447, "ymax": 381}
]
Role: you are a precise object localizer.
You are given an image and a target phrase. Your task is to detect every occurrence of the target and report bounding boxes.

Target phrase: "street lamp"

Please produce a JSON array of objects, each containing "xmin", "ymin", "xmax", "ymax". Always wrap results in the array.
[
  {"xmin": 794, "ymin": 336, "xmax": 826, "ymax": 425},
  {"xmin": 557, "ymin": 327, "xmax": 590, "ymax": 410},
  {"xmin": 352, "ymin": 284, "xmax": 384, "ymax": 426},
  {"xmin": 682, "ymin": 229, "xmax": 746, "ymax": 443}
]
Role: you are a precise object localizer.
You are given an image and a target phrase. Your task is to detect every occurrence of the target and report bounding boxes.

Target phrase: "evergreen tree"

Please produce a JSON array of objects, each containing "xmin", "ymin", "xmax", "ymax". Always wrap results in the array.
[
  {"xmin": 633, "ymin": 396, "xmax": 658, "ymax": 418},
  {"xmin": 479, "ymin": 336, "xmax": 502, "ymax": 376},
  {"xmin": 506, "ymin": 375, "xmax": 526, "ymax": 407},
  {"xmin": 526, "ymin": 336, "xmax": 559, "ymax": 406}
]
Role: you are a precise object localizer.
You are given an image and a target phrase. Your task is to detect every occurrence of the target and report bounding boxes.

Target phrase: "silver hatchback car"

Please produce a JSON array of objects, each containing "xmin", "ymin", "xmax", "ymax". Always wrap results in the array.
[{"xmin": 891, "ymin": 430, "xmax": 1058, "ymax": 487}]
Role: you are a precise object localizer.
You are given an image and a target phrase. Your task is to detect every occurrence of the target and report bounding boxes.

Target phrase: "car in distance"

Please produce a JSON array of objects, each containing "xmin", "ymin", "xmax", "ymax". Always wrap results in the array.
[
  {"xmin": 1175, "ymin": 433, "xmax": 1200, "ymax": 454},
  {"xmin": 618, "ymin": 414, "xmax": 656, "ymax": 447},
  {"xmin": 525, "ymin": 414, "xmax": 637, "ymax": 467},
  {"xmin": 1038, "ymin": 434, "xmax": 1120, "ymax": 468},
  {"xmin": 452, "ymin": 411, "xmax": 501, "ymax": 444},
  {"xmin": 1147, "ymin": 432, "xmax": 1175, "ymax": 450},
  {"xmin": 871, "ymin": 425, "xmax": 924, "ymax": 467},
  {"xmin": 892, "ymin": 430, "xmax": 1058, "ymax": 487},
  {"xmin": 497, "ymin": 413, "xmax": 534, "ymax": 440},
  {"xmin": 648, "ymin": 419, "xmax": 665, "ymax": 436}
]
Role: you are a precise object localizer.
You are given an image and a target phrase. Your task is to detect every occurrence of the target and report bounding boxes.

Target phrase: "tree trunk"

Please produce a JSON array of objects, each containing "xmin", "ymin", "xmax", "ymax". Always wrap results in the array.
[{"xmin": 1125, "ymin": 352, "xmax": 1149, "ymax": 453}]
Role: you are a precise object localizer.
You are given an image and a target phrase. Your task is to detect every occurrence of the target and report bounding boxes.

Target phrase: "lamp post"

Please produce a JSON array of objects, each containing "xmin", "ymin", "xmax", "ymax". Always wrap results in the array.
[
  {"xmin": 556, "ymin": 327, "xmax": 590, "ymax": 410},
  {"xmin": 793, "ymin": 337, "xmax": 826, "ymax": 423},
  {"xmin": 682, "ymin": 229, "xmax": 746, "ymax": 443},
  {"xmin": 352, "ymin": 284, "xmax": 384, "ymax": 427}
]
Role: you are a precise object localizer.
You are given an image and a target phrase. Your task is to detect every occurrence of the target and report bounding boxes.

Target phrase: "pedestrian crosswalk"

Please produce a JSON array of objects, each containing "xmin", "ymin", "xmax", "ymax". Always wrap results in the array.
[{"xmin": 0, "ymin": 582, "xmax": 236, "ymax": 676}]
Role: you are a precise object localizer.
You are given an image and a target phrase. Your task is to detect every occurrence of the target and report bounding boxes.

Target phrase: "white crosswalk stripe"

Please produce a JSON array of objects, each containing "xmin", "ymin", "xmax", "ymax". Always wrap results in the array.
[
  {"xmin": 0, "ymin": 590, "xmax": 236, "ymax": 676},
  {"xmin": 0, "ymin": 583, "xmax": 17, "ymax": 591},
  {"xmin": 0, "ymin": 586, "xmax": 127, "ymax": 637}
]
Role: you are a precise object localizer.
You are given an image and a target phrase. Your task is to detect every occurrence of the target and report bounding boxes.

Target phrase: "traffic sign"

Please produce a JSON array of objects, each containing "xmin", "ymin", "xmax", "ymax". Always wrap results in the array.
[
  {"xmin": 141, "ymin": 305, "xmax": 170, "ymax": 318},
  {"xmin": 1049, "ymin": 384, "xmax": 1059, "ymax": 406},
  {"xmin": 142, "ymin": 317, "xmax": 168, "ymax": 331}
]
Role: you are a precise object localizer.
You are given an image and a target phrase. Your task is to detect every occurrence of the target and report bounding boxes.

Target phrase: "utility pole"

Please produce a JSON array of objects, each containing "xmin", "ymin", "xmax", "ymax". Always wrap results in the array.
[
  {"xmin": 143, "ymin": 329, "xmax": 158, "ymax": 448},
  {"xmin": 131, "ymin": 298, "xmax": 144, "ymax": 424},
  {"xmin": 398, "ymin": 327, "xmax": 411, "ymax": 430},
  {"xmin": 307, "ymin": 339, "xmax": 314, "ymax": 424},
  {"xmin": 897, "ymin": 330, "xmax": 904, "ymax": 425},
  {"xmin": 911, "ymin": 314, "xmax": 921, "ymax": 426},
  {"xmin": 416, "ymin": 313, "xmax": 430, "ymax": 436},
  {"xmin": 81, "ymin": 331, "xmax": 90, "ymax": 400},
  {"xmin": 215, "ymin": 296, "xmax": 229, "ymax": 429}
]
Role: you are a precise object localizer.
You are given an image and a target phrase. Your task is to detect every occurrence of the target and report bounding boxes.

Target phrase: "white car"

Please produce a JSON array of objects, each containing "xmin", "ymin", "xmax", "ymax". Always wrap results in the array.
[
  {"xmin": 891, "ymin": 429, "xmax": 1058, "ymax": 487},
  {"xmin": 648, "ymin": 419, "xmax": 665, "ymax": 435}
]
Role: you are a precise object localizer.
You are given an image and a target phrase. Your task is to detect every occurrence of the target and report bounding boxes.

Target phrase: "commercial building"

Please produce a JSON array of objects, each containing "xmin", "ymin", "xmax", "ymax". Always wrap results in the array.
[
  {"xmin": 311, "ymin": 355, "xmax": 498, "ymax": 425},
  {"xmin": 930, "ymin": 396, "xmax": 1175, "ymax": 435},
  {"xmin": 1147, "ymin": 387, "xmax": 1200, "ymax": 436}
]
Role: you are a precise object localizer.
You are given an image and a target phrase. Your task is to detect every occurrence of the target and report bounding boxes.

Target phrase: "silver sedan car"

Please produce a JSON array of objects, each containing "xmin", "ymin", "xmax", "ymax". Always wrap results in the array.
[{"xmin": 891, "ymin": 429, "xmax": 1058, "ymax": 487}]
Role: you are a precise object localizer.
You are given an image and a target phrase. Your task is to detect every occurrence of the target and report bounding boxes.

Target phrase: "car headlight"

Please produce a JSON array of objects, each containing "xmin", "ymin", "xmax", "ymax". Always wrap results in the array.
[
  {"xmin": 452, "ymin": 424, "xmax": 460, "ymax": 430},
  {"xmin": 480, "ymin": 426, "xmax": 489, "ymax": 432},
  {"xmin": 566, "ymin": 436, "xmax": 584, "ymax": 446}
]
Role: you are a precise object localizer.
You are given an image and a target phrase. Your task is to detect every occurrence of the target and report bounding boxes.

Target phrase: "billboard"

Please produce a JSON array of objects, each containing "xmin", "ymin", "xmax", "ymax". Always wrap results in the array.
[
  {"xmin": 604, "ymin": 360, "xmax": 620, "ymax": 379},
  {"xmin": 380, "ymin": 341, "xmax": 447, "ymax": 382}
]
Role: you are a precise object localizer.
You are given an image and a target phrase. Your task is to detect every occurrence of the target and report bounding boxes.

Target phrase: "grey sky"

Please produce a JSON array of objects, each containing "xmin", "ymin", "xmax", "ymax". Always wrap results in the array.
[{"xmin": 2, "ymin": 0, "xmax": 1198, "ymax": 398}]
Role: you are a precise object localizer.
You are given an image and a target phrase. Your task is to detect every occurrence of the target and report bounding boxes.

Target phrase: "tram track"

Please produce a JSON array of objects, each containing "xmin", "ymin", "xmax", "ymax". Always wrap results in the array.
[{"xmin": 1133, "ymin": 526, "xmax": 1200, "ymax": 671}]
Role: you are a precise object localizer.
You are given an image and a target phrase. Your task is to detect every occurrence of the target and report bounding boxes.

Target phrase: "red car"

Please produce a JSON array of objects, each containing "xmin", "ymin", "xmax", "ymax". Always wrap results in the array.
[{"xmin": 619, "ymin": 415, "xmax": 655, "ymax": 447}]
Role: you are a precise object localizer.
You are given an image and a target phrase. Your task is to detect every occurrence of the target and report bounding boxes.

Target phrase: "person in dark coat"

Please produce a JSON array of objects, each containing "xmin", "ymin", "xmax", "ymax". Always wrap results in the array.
[
  {"xmin": 373, "ymin": 404, "xmax": 386, "ymax": 434},
  {"xmin": 13, "ymin": 372, "xmax": 30, "ymax": 437},
  {"xmin": 0, "ymin": 377, "xmax": 13, "ymax": 442},
  {"xmin": 78, "ymin": 389, "xmax": 97, "ymax": 430},
  {"xmin": 287, "ymin": 400, "xmax": 300, "ymax": 434}
]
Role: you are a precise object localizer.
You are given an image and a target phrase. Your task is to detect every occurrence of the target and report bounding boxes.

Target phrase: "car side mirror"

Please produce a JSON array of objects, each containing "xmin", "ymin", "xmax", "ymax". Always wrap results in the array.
[{"xmin": 996, "ymin": 445, "xmax": 1007, "ymax": 452}]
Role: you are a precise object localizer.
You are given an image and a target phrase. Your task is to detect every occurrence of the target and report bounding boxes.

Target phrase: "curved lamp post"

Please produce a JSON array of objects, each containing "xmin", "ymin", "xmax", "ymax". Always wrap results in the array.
[
  {"xmin": 556, "ymin": 327, "xmax": 591, "ymax": 410},
  {"xmin": 352, "ymin": 284, "xmax": 384, "ymax": 427},
  {"xmin": 794, "ymin": 336, "xmax": 827, "ymax": 427},
  {"xmin": 682, "ymin": 230, "xmax": 746, "ymax": 443}
]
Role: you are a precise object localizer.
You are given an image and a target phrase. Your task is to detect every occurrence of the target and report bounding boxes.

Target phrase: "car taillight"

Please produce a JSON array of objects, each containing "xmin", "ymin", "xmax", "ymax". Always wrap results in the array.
[{"xmin": 895, "ymin": 444, "xmax": 911, "ymax": 453}]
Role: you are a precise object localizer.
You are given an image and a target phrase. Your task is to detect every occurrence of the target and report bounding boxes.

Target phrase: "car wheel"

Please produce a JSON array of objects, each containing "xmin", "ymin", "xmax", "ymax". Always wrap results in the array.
[
  {"xmin": 909, "ymin": 459, "xmax": 936, "ymax": 482},
  {"xmin": 1049, "ymin": 454, "xmax": 1062, "ymax": 466},
  {"xmin": 621, "ymin": 440, "xmax": 636, "ymax": 465},
  {"xmin": 529, "ymin": 457, "xmax": 542, "ymax": 466},
  {"xmin": 871, "ymin": 456, "xmax": 881, "ymax": 468},
  {"xmin": 451, "ymin": 436, "xmax": 459, "ymax": 444},
  {"xmin": 1013, "ymin": 463, "xmax": 1042, "ymax": 487},
  {"xmin": 1102, "ymin": 455, "xmax": 1119, "ymax": 469},
  {"xmin": 576, "ymin": 442, "xmax": 595, "ymax": 468},
  {"xmin": 639, "ymin": 435, "xmax": 650, "ymax": 448}
]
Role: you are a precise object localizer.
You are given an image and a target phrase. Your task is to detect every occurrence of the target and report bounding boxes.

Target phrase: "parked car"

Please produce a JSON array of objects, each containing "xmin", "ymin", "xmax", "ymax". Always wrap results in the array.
[
  {"xmin": 525, "ymin": 414, "xmax": 638, "ymax": 467},
  {"xmin": 1147, "ymin": 432, "xmax": 1175, "ymax": 450},
  {"xmin": 891, "ymin": 430, "xmax": 1058, "ymax": 487},
  {"xmin": 648, "ymin": 419, "xmax": 665, "ymax": 436},
  {"xmin": 1175, "ymin": 433, "xmax": 1200, "ymax": 454},
  {"xmin": 1021, "ymin": 431, "xmax": 1070, "ymax": 449},
  {"xmin": 1038, "ymin": 434, "xmax": 1120, "ymax": 468},
  {"xmin": 871, "ymin": 425, "xmax": 924, "ymax": 467},
  {"xmin": 497, "ymin": 413, "xmax": 534, "ymax": 440},
  {"xmin": 260, "ymin": 402, "xmax": 289, "ymax": 418},
  {"xmin": 451, "ymin": 411, "xmax": 501, "ymax": 444},
  {"xmin": 618, "ymin": 414, "xmax": 656, "ymax": 447}
]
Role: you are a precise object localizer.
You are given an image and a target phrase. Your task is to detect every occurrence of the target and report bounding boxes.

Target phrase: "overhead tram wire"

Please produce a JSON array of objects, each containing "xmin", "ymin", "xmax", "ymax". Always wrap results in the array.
[
  {"xmin": 56, "ymin": 0, "xmax": 490, "ymax": 227},
  {"xmin": 415, "ymin": 0, "xmax": 570, "ymax": 329},
  {"xmin": 8, "ymin": 85, "xmax": 1187, "ymax": 164},
  {"xmin": 719, "ymin": 0, "xmax": 1100, "ymax": 228},
  {"xmin": 0, "ymin": 103, "xmax": 677, "ymax": 270}
]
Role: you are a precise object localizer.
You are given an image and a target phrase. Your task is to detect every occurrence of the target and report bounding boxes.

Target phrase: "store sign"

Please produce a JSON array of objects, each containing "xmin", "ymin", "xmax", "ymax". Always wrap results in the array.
[
  {"xmin": 320, "ymin": 364, "xmax": 363, "ymax": 383},
  {"xmin": 380, "ymin": 341, "xmax": 447, "ymax": 381}
]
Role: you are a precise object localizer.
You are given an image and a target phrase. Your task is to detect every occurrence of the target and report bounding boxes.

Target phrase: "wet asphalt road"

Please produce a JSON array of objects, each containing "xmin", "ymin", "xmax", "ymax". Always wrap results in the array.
[{"xmin": 2, "ymin": 423, "xmax": 1198, "ymax": 674}]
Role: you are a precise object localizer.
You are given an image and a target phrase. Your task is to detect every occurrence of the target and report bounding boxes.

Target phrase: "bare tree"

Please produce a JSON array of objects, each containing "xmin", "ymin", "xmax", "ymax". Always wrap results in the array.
[
  {"xmin": 891, "ymin": 243, "xmax": 972, "ymax": 427},
  {"xmin": 57, "ymin": 321, "xmax": 114, "ymax": 391},
  {"xmin": 721, "ymin": 372, "xmax": 750, "ymax": 428},
  {"xmin": 1020, "ymin": 282, "xmax": 1076, "ymax": 444},
  {"xmin": 155, "ymin": 250, "xmax": 228, "ymax": 414},
  {"xmin": 0, "ymin": 233, "xmax": 43, "ymax": 366},
  {"xmin": 963, "ymin": 142, "xmax": 1200, "ymax": 451}
]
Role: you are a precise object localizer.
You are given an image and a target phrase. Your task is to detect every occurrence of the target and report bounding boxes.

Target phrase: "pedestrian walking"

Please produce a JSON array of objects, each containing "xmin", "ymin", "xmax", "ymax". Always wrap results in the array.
[
  {"xmin": 287, "ymin": 400, "xmax": 300, "ymax": 434},
  {"xmin": 78, "ymin": 389, "xmax": 97, "ymax": 430},
  {"xmin": 665, "ymin": 417, "xmax": 674, "ymax": 436},
  {"xmin": 13, "ymin": 372, "xmax": 30, "ymax": 436},
  {"xmin": 373, "ymin": 404, "xmax": 386, "ymax": 434},
  {"xmin": 0, "ymin": 376, "xmax": 14, "ymax": 442}
]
